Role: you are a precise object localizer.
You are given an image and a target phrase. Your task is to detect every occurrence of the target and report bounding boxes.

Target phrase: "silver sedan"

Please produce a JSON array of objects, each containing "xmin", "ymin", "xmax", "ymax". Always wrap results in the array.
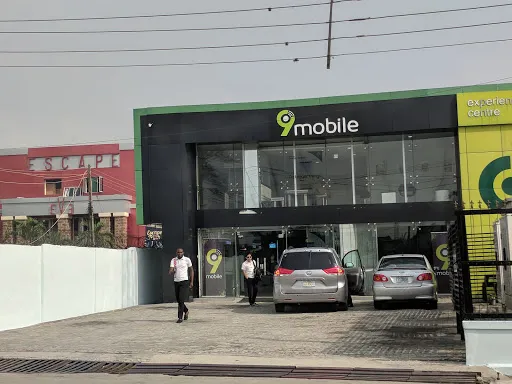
[{"xmin": 372, "ymin": 254, "xmax": 438, "ymax": 310}]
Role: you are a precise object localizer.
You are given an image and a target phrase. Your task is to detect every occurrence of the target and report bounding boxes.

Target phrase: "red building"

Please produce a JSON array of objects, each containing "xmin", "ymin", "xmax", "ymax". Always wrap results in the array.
[{"xmin": 0, "ymin": 143, "xmax": 146, "ymax": 247}]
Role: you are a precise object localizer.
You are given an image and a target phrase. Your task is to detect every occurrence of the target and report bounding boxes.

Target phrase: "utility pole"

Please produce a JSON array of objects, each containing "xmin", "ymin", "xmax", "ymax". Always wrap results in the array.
[
  {"xmin": 326, "ymin": 0, "xmax": 334, "ymax": 69},
  {"xmin": 87, "ymin": 165, "xmax": 95, "ymax": 247}
]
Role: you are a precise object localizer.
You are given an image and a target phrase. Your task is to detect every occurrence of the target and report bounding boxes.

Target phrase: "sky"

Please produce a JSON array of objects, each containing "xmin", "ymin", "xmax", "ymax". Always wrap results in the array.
[{"xmin": 0, "ymin": 0, "xmax": 511, "ymax": 149}]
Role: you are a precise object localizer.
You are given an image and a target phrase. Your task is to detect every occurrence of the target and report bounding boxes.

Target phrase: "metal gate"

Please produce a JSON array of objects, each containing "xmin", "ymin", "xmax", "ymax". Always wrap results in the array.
[{"xmin": 448, "ymin": 203, "xmax": 512, "ymax": 340}]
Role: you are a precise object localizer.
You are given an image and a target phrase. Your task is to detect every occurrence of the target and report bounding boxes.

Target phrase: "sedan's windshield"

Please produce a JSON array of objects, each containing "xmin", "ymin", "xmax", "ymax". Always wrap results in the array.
[{"xmin": 378, "ymin": 256, "xmax": 427, "ymax": 270}]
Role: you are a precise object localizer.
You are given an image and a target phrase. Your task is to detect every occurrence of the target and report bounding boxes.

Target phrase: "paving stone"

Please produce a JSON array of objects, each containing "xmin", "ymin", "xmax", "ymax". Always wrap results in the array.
[{"xmin": 0, "ymin": 297, "xmax": 464, "ymax": 364}]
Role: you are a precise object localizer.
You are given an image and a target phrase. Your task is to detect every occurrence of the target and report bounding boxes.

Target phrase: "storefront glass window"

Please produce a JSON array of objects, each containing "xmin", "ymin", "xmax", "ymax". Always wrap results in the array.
[
  {"xmin": 198, "ymin": 222, "xmax": 451, "ymax": 298},
  {"xmin": 404, "ymin": 133, "xmax": 457, "ymax": 203},
  {"xmin": 352, "ymin": 140, "xmax": 371, "ymax": 204},
  {"xmin": 326, "ymin": 139, "xmax": 353, "ymax": 205},
  {"xmin": 197, "ymin": 144, "xmax": 243, "ymax": 210},
  {"xmin": 197, "ymin": 133, "xmax": 456, "ymax": 210},
  {"xmin": 258, "ymin": 142, "xmax": 294, "ymax": 208},
  {"xmin": 295, "ymin": 140, "xmax": 327, "ymax": 207},
  {"xmin": 353, "ymin": 136, "xmax": 405, "ymax": 204}
]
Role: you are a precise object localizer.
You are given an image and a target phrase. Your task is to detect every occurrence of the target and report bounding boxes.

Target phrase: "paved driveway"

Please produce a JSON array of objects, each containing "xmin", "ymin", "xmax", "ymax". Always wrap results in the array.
[{"xmin": 0, "ymin": 296, "xmax": 464, "ymax": 364}]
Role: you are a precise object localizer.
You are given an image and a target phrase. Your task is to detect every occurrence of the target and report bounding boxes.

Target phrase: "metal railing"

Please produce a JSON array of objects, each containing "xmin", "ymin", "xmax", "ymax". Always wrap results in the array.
[{"xmin": 449, "ymin": 202, "xmax": 512, "ymax": 340}]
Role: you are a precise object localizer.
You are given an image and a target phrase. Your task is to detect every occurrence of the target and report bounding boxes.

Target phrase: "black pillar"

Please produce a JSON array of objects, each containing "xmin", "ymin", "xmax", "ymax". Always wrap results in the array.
[{"xmin": 156, "ymin": 143, "xmax": 198, "ymax": 301}]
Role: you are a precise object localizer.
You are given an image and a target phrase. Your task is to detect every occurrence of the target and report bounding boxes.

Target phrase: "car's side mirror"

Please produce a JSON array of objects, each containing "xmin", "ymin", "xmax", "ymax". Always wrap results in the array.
[{"xmin": 345, "ymin": 262, "xmax": 354, "ymax": 268}]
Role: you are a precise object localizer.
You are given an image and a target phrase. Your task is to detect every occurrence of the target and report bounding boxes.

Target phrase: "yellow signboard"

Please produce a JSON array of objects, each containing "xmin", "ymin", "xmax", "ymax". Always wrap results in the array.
[{"xmin": 457, "ymin": 90, "xmax": 512, "ymax": 126}]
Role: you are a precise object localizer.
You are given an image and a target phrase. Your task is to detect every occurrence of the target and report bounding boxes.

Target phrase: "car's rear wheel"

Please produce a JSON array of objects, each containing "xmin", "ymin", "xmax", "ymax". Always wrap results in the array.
[
  {"xmin": 275, "ymin": 304, "xmax": 285, "ymax": 313},
  {"xmin": 338, "ymin": 302, "xmax": 348, "ymax": 311},
  {"xmin": 373, "ymin": 301, "xmax": 384, "ymax": 310}
]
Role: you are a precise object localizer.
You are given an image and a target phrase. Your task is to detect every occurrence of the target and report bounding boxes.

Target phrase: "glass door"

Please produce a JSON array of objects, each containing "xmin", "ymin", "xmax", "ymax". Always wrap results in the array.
[
  {"xmin": 199, "ymin": 228, "xmax": 238, "ymax": 297},
  {"xmin": 236, "ymin": 227, "xmax": 285, "ymax": 297}
]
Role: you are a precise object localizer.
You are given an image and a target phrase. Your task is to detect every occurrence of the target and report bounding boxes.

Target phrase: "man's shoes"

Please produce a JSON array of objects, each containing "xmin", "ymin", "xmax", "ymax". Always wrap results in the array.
[
  {"xmin": 184, "ymin": 311, "xmax": 189, "ymax": 320},
  {"xmin": 176, "ymin": 319, "xmax": 183, "ymax": 323}
]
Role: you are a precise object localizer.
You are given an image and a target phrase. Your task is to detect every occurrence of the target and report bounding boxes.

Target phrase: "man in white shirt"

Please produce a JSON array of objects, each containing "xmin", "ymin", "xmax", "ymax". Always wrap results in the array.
[
  {"xmin": 241, "ymin": 253, "xmax": 258, "ymax": 306},
  {"xmin": 169, "ymin": 248, "xmax": 194, "ymax": 323}
]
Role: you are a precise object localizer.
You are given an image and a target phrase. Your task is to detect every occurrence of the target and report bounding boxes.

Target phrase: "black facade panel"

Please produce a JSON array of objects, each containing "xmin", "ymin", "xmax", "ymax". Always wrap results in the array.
[
  {"xmin": 149, "ymin": 169, "xmax": 177, "ymax": 224},
  {"xmin": 147, "ymin": 145, "xmax": 176, "ymax": 170},
  {"xmin": 147, "ymin": 143, "xmax": 199, "ymax": 302},
  {"xmin": 429, "ymin": 96, "xmax": 457, "ymax": 129},
  {"xmin": 143, "ymin": 95, "xmax": 457, "ymax": 145},
  {"xmin": 196, "ymin": 202, "xmax": 455, "ymax": 228},
  {"xmin": 140, "ymin": 115, "xmax": 151, "ymax": 224},
  {"xmin": 183, "ymin": 144, "xmax": 199, "ymax": 297}
]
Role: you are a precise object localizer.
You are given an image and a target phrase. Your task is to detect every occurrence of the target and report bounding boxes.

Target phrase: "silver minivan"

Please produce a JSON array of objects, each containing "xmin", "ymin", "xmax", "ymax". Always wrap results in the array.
[{"xmin": 273, "ymin": 247, "xmax": 365, "ymax": 312}]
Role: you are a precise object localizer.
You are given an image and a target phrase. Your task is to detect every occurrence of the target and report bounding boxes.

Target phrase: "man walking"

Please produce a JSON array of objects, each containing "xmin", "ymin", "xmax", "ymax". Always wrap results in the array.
[
  {"xmin": 169, "ymin": 248, "xmax": 194, "ymax": 323},
  {"xmin": 241, "ymin": 253, "xmax": 258, "ymax": 306}
]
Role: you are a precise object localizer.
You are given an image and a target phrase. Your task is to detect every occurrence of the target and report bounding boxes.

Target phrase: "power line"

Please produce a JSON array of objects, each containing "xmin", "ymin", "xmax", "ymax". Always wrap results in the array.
[
  {"xmin": 1, "ymin": 4, "xmax": 511, "ymax": 34},
  {"xmin": 0, "ymin": 167, "xmax": 87, "ymax": 178},
  {"xmin": 347, "ymin": 2, "xmax": 512, "ymax": 22},
  {"xmin": 0, "ymin": 37, "xmax": 326, "ymax": 54},
  {"xmin": 1, "ymin": 73, "xmax": 510, "ymax": 151},
  {"xmin": 27, "ymin": 172, "xmax": 86, "ymax": 245},
  {"xmin": 94, "ymin": 169, "xmax": 135, "ymax": 190},
  {"xmin": 0, "ymin": 178, "xmax": 83, "ymax": 185},
  {"xmin": 0, "ymin": 56, "xmax": 318, "ymax": 67},
  {"xmin": 332, "ymin": 20, "xmax": 512, "ymax": 41},
  {"xmin": 1, "ymin": 37, "xmax": 511, "ymax": 67},
  {"xmin": 333, "ymin": 37, "xmax": 512, "ymax": 57},
  {"xmin": 103, "ymin": 180, "xmax": 135, "ymax": 195},
  {"xmin": 2, "ymin": 19, "xmax": 511, "ymax": 55},
  {"xmin": 0, "ymin": 0, "xmax": 354, "ymax": 23},
  {"xmin": 2, "ymin": 72, "xmax": 510, "ymax": 155},
  {"xmin": 0, "ymin": 21, "xmax": 329, "ymax": 34}
]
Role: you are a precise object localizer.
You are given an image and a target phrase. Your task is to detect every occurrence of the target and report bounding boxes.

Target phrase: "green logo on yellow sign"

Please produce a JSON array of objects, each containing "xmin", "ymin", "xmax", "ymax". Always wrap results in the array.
[{"xmin": 479, "ymin": 156, "xmax": 512, "ymax": 205}]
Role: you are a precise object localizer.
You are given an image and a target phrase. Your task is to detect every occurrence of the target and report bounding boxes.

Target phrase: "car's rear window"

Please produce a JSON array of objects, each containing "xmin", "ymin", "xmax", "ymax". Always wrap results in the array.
[
  {"xmin": 310, "ymin": 252, "xmax": 336, "ymax": 269},
  {"xmin": 379, "ymin": 257, "xmax": 427, "ymax": 270},
  {"xmin": 280, "ymin": 251, "xmax": 335, "ymax": 270}
]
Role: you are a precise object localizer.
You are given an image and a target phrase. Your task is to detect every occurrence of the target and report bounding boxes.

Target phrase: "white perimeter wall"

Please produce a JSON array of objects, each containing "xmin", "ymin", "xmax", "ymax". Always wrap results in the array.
[{"xmin": 0, "ymin": 244, "xmax": 162, "ymax": 332}]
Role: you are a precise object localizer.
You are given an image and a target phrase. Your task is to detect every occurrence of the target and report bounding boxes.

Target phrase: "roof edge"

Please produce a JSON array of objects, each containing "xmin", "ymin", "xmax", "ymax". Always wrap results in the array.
[{"xmin": 133, "ymin": 82, "xmax": 512, "ymax": 116}]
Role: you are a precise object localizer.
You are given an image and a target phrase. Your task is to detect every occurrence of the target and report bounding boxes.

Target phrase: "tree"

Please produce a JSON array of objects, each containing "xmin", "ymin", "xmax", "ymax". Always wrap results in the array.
[
  {"xmin": 72, "ymin": 221, "xmax": 116, "ymax": 248},
  {"xmin": 6, "ymin": 218, "xmax": 68, "ymax": 246},
  {"xmin": 3, "ymin": 218, "xmax": 124, "ymax": 249}
]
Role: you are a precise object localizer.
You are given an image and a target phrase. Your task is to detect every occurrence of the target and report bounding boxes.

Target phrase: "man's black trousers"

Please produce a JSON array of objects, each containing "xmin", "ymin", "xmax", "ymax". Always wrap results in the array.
[
  {"xmin": 174, "ymin": 280, "xmax": 189, "ymax": 320},
  {"xmin": 245, "ymin": 278, "xmax": 258, "ymax": 305}
]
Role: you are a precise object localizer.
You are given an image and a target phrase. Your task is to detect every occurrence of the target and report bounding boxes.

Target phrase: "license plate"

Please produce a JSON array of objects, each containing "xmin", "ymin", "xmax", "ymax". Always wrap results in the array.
[
  {"xmin": 396, "ymin": 277, "xmax": 409, "ymax": 284},
  {"xmin": 302, "ymin": 281, "xmax": 316, "ymax": 287}
]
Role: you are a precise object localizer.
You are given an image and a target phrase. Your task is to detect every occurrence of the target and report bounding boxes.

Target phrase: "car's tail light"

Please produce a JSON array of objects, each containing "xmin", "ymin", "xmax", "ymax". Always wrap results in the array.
[
  {"xmin": 417, "ymin": 273, "xmax": 433, "ymax": 281},
  {"xmin": 373, "ymin": 274, "xmax": 389, "ymax": 282},
  {"xmin": 323, "ymin": 266, "xmax": 345, "ymax": 275},
  {"xmin": 275, "ymin": 267, "xmax": 293, "ymax": 276}
]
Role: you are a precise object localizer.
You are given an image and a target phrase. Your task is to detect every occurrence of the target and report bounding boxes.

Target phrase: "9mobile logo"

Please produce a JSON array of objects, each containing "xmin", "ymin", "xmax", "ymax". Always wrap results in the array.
[{"xmin": 277, "ymin": 109, "xmax": 359, "ymax": 137}]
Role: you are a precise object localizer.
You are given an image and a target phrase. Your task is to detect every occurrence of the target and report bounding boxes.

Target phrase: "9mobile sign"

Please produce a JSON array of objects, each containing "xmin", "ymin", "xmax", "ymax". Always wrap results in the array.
[
  {"xmin": 277, "ymin": 109, "xmax": 359, "ymax": 138},
  {"xmin": 203, "ymin": 239, "xmax": 226, "ymax": 296}
]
